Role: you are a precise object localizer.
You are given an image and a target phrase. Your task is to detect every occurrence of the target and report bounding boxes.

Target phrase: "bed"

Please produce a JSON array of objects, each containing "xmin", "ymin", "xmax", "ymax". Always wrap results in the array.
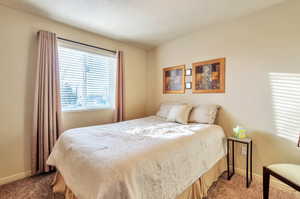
[{"xmin": 47, "ymin": 116, "xmax": 227, "ymax": 199}]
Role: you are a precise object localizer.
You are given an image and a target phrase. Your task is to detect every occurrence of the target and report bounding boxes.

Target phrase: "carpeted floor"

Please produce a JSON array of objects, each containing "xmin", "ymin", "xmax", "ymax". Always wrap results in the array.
[{"xmin": 0, "ymin": 172, "xmax": 299, "ymax": 199}]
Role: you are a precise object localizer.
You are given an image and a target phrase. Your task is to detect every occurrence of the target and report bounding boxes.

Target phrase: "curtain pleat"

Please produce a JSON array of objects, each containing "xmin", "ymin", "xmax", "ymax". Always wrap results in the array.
[
  {"xmin": 114, "ymin": 51, "xmax": 125, "ymax": 122},
  {"xmin": 32, "ymin": 30, "xmax": 62, "ymax": 175}
]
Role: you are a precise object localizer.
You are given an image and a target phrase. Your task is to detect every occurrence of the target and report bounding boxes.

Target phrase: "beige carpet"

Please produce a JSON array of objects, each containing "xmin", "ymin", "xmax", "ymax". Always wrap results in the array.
[{"xmin": 0, "ymin": 172, "xmax": 298, "ymax": 199}]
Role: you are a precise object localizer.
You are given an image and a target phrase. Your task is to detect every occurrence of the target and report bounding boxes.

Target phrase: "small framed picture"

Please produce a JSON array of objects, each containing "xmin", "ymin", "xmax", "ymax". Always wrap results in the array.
[
  {"xmin": 185, "ymin": 68, "xmax": 192, "ymax": 76},
  {"xmin": 185, "ymin": 82, "xmax": 191, "ymax": 89},
  {"xmin": 163, "ymin": 65, "xmax": 185, "ymax": 94}
]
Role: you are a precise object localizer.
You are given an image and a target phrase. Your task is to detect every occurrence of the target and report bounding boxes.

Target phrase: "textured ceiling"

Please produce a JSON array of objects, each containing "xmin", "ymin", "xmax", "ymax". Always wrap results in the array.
[{"xmin": 0, "ymin": 0, "xmax": 285, "ymax": 49}]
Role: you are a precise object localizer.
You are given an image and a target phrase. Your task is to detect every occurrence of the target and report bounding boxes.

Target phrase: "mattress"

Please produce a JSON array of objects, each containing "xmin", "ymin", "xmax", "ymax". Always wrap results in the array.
[{"xmin": 47, "ymin": 116, "xmax": 226, "ymax": 199}]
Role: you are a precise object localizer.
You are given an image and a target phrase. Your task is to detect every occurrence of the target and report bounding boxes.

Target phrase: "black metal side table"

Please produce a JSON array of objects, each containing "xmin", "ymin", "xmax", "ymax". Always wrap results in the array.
[{"xmin": 227, "ymin": 136, "xmax": 253, "ymax": 188}]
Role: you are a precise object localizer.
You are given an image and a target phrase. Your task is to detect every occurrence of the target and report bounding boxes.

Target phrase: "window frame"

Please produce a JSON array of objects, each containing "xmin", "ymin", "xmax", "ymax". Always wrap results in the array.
[{"xmin": 58, "ymin": 41, "xmax": 117, "ymax": 112}]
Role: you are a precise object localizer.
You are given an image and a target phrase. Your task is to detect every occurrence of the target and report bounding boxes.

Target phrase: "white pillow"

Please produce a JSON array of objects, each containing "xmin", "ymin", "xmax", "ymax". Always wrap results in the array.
[
  {"xmin": 167, "ymin": 104, "xmax": 193, "ymax": 124},
  {"xmin": 156, "ymin": 103, "xmax": 182, "ymax": 118},
  {"xmin": 189, "ymin": 104, "xmax": 220, "ymax": 124}
]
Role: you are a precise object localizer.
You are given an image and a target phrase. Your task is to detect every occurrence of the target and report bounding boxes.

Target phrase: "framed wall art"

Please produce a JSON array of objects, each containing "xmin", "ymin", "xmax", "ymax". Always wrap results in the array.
[
  {"xmin": 192, "ymin": 58, "xmax": 225, "ymax": 93},
  {"xmin": 163, "ymin": 65, "xmax": 185, "ymax": 94}
]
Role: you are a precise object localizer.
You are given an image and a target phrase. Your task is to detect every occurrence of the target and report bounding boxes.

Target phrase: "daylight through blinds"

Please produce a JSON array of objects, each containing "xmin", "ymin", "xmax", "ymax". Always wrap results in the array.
[{"xmin": 58, "ymin": 46, "xmax": 116, "ymax": 111}]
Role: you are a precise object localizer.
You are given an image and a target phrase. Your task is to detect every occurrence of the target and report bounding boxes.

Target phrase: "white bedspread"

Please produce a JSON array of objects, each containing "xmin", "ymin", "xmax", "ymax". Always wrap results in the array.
[{"xmin": 47, "ymin": 116, "xmax": 226, "ymax": 199}]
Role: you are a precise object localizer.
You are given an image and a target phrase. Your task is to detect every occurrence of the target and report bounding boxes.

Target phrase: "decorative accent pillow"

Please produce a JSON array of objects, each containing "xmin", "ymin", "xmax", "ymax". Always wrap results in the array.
[
  {"xmin": 167, "ymin": 104, "xmax": 193, "ymax": 124},
  {"xmin": 189, "ymin": 104, "xmax": 220, "ymax": 124},
  {"xmin": 156, "ymin": 103, "xmax": 182, "ymax": 119}
]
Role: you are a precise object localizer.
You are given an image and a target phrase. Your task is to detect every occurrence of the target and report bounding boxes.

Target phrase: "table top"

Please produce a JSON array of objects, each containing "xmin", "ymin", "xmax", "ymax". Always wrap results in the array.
[{"xmin": 227, "ymin": 136, "xmax": 252, "ymax": 143}]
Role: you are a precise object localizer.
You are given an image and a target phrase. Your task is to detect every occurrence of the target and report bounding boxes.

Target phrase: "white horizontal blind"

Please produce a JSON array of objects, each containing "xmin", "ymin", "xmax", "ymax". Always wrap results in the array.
[{"xmin": 58, "ymin": 45, "xmax": 116, "ymax": 111}]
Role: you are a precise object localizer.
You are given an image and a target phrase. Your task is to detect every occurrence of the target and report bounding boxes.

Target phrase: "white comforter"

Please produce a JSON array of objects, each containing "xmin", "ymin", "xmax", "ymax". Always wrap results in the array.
[{"xmin": 47, "ymin": 116, "xmax": 226, "ymax": 199}]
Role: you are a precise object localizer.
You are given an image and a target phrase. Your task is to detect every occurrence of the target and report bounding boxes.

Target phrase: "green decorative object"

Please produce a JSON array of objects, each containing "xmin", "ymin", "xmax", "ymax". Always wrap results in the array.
[{"xmin": 233, "ymin": 126, "xmax": 247, "ymax": 139}]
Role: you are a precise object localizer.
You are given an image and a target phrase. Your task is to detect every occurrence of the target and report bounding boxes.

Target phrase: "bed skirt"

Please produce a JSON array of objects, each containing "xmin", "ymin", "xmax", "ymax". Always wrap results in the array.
[{"xmin": 51, "ymin": 157, "xmax": 226, "ymax": 199}]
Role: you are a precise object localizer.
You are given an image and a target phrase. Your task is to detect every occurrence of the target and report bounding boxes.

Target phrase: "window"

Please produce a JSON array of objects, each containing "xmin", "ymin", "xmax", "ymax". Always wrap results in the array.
[{"xmin": 58, "ymin": 43, "xmax": 116, "ymax": 111}]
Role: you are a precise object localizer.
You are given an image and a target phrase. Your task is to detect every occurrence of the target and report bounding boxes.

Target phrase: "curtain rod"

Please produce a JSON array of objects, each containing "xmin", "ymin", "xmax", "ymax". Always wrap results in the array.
[{"xmin": 57, "ymin": 37, "xmax": 117, "ymax": 54}]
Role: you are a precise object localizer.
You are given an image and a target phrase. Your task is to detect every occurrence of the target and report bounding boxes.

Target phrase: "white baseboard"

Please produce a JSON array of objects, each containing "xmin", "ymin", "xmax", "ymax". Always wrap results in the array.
[
  {"xmin": 235, "ymin": 168, "xmax": 299, "ymax": 195},
  {"xmin": 0, "ymin": 170, "xmax": 32, "ymax": 185}
]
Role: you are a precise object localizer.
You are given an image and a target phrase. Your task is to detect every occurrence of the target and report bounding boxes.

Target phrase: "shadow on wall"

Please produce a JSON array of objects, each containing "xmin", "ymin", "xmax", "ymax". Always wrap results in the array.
[
  {"xmin": 269, "ymin": 73, "xmax": 300, "ymax": 143},
  {"xmin": 215, "ymin": 108, "xmax": 236, "ymax": 137},
  {"xmin": 245, "ymin": 131, "xmax": 300, "ymax": 174},
  {"xmin": 216, "ymin": 102, "xmax": 300, "ymax": 175},
  {"xmin": 216, "ymin": 72, "xmax": 300, "ymax": 144}
]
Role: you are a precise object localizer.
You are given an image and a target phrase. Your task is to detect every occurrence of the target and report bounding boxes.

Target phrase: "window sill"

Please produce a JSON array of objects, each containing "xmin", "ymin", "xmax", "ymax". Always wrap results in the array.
[{"xmin": 62, "ymin": 107, "xmax": 113, "ymax": 113}]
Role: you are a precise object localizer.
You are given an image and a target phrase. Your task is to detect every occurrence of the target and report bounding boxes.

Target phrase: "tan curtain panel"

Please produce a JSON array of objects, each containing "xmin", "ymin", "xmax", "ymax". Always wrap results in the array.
[
  {"xmin": 114, "ymin": 51, "xmax": 125, "ymax": 122},
  {"xmin": 32, "ymin": 30, "xmax": 62, "ymax": 175}
]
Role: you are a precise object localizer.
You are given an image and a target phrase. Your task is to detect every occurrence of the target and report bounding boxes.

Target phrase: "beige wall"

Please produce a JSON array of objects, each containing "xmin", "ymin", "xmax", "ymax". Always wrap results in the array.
[
  {"xmin": 0, "ymin": 4, "xmax": 147, "ymax": 182},
  {"xmin": 146, "ymin": 0, "xmax": 300, "ymax": 175}
]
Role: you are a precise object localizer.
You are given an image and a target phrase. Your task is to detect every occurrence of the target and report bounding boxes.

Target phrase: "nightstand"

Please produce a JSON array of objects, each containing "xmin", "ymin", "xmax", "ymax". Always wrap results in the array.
[{"xmin": 227, "ymin": 136, "xmax": 253, "ymax": 188}]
